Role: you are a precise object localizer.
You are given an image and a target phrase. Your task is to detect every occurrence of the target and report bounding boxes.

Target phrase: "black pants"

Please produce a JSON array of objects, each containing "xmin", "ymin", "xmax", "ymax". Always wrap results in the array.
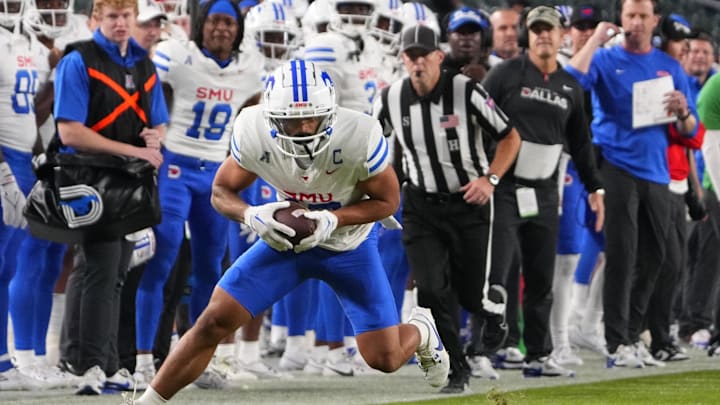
[
  {"xmin": 60, "ymin": 238, "xmax": 134, "ymax": 375},
  {"xmin": 680, "ymin": 189, "xmax": 720, "ymax": 336},
  {"xmin": 648, "ymin": 191, "xmax": 686, "ymax": 351},
  {"xmin": 402, "ymin": 185, "xmax": 492, "ymax": 376},
  {"xmin": 488, "ymin": 184, "xmax": 559, "ymax": 362},
  {"xmin": 118, "ymin": 264, "xmax": 145, "ymax": 372},
  {"xmin": 601, "ymin": 163, "xmax": 670, "ymax": 352}
]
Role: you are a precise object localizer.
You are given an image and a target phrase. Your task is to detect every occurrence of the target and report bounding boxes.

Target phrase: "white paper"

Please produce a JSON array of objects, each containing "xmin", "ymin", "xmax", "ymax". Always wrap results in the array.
[{"xmin": 632, "ymin": 75, "xmax": 676, "ymax": 129}]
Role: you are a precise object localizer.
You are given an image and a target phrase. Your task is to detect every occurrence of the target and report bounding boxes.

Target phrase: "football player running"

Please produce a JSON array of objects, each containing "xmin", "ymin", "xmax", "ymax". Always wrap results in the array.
[
  {"xmin": 133, "ymin": 0, "xmax": 263, "ymax": 388},
  {"xmin": 131, "ymin": 59, "xmax": 449, "ymax": 405}
]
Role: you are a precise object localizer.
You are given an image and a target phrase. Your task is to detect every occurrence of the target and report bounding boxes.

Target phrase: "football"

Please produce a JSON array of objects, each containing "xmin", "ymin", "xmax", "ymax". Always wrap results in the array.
[{"xmin": 273, "ymin": 201, "xmax": 317, "ymax": 246}]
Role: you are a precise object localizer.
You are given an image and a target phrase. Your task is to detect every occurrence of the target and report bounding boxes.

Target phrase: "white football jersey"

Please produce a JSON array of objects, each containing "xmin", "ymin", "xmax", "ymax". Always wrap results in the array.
[
  {"xmin": 303, "ymin": 31, "xmax": 388, "ymax": 115},
  {"xmin": 154, "ymin": 38, "xmax": 263, "ymax": 162},
  {"xmin": 0, "ymin": 29, "xmax": 40, "ymax": 152},
  {"xmin": 230, "ymin": 106, "xmax": 390, "ymax": 251}
]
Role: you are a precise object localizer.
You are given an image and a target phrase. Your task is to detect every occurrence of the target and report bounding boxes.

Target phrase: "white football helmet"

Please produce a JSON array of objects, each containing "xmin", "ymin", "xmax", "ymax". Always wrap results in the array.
[
  {"xmin": 301, "ymin": 0, "xmax": 331, "ymax": 38},
  {"xmin": 276, "ymin": 0, "xmax": 307, "ymax": 20},
  {"xmin": 264, "ymin": 60, "xmax": 337, "ymax": 160},
  {"xmin": 245, "ymin": 2, "xmax": 302, "ymax": 66},
  {"xmin": 23, "ymin": 0, "xmax": 73, "ymax": 38},
  {"xmin": 328, "ymin": 0, "xmax": 375, "ymax": 37},
  {"xmin": 400, "ymin": 1, "xmax": 440, "ymax": 36},
  {"xmin": 368, "ymin": 0, "xmax": 404, "ymax": 55},
  {"xmin": 0, "ymin": 0, "xmax": 25, "ymax": 28}
]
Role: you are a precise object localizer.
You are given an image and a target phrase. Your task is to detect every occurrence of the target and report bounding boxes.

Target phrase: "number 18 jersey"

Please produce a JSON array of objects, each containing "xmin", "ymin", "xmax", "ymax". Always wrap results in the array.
[{"xmin": 153, "ymin": 38, "xmax": 263, "ymax": 162}]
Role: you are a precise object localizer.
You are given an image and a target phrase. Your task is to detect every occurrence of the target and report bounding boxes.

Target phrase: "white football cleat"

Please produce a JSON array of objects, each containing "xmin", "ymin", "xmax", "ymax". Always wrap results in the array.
[
  {"xmin": 467, "ymin": 355, "xmax": 498, "ymax": 379},
  {"xmin": 551, "ymin": 344, "xmax": 584, "ymax": 366},
  {"xmin": 408, "ymin": 307, "xmax": 450, "ymax": 387}
]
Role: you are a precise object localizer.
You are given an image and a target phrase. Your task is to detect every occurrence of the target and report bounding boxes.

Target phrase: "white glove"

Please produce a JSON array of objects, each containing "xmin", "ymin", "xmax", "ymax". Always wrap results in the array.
[
  {"xmin": 294, "ymin": 210, "xmax": 338, "ymax": 253},
  {"xmin": 238, "ymin": 222, "xmax": 259, "ymax": 245},
  {"xmin": 0, "ymin": 162, "xmax": 27, "ymax": 228},
  {"xmin": 244, "ymin": 201, "xmax": 295, "ymax": 252}
]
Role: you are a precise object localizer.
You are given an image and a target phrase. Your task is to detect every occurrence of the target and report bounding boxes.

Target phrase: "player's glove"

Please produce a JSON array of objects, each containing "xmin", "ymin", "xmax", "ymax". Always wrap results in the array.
[
  {"xmin": 294, "ymin": 210, "xmax": 338, "ymax": 253},
  {"xmin": 244, "ymin": 201, "xmax": 296, "ymax": 252},
  {"xmin": 238, "ymin": 222, "xmax": 259, "ymax": 245},
  {"xmin": 0, "ymin": 162, "xmax": 27, "ymax": 229}
]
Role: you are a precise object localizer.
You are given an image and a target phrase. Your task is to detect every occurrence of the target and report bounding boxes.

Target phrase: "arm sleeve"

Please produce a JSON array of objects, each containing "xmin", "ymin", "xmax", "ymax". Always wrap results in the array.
[
  {"xmin": 149, "ymin": 73, "xmax": 170, "ymax": 127},
  {"xmin": 53, "ymin": 51, "xmax": 89, "ymax": 123},
  {"xmin": 362, "ymin": 122, "xmax": 390, "ymax": 181},
  {"xmin": 565, "ymin": 49, "xmax": 602, "ymax": 92}
]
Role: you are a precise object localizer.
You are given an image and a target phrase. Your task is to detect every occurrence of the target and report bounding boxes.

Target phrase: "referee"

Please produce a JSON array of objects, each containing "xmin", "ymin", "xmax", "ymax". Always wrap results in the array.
[{"xmin": 375, "ymin": 25, "xmax": 521, "ymax": 393}]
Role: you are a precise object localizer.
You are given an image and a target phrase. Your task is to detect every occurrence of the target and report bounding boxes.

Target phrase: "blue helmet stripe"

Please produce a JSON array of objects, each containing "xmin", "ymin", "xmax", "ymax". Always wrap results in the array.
[
  {"xmin": 279, "ymin": 3, "xmax": 285, "ymax": 21},
  {"xmin": 290, "ymin": 59, "xmax": 299, "ymax": 102},
  {"xmin": 299, "ymin": 60, "xmax": 308, "ymax": 101},
  {"xmin": 272, "ymin": 2, "xmax": 279, "ymax": 21}
]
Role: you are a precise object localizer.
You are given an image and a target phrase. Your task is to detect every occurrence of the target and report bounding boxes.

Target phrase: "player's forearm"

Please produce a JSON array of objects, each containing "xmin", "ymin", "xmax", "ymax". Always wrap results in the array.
[
  {"xmin": 211, "ymin": 185, "xmax": 249, "ymax": 223},
  {"xmin": 333, "ymin": 199, "xmax": 398, "ymax": 228}
]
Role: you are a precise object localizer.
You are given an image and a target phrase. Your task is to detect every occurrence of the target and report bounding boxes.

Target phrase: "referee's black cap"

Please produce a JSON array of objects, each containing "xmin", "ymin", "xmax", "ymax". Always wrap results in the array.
[{"xmin": 400, "ymin": 25, "xmax": 439, "ymax": 54}]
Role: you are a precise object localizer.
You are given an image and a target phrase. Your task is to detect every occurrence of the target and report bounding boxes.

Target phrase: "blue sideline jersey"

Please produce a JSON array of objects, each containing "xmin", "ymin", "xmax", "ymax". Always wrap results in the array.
[{"xmin": 566, "ymin": 45, "xmax": 697, "ymax": 184}]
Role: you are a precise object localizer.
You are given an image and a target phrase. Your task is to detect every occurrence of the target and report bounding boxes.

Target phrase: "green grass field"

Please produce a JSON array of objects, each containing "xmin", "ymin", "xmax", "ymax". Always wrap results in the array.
[{"xmin": 389, "ymin": 370, "xmax": 720, "ymax": 405}]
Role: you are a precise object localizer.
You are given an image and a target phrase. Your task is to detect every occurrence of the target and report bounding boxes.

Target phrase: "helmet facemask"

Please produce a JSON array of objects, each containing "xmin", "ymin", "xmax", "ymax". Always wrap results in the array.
[
  {"xmin": 23, "ymin": 0, "xmax": 72, "ymax": 38},
  {"xmin": 0, "ymin": 0, "xmax": 25, "ymax": 29}
]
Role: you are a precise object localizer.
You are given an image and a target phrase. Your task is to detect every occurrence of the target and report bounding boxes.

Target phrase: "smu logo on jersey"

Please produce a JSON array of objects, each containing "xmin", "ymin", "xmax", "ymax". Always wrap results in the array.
[
  {"xmin": 58, "ymin": 185, "xmax": 103, "ymax": 228},
  {"xmin": 196, "ymin": 87, "xmax": 234, "ymax": 101},
  {"xmin": 283, "ymin": 191, "xmax": 334, "ymax": 203},
  {"xmin": 17, "ymin": 56, "xmax": 35, "ymax": 68}
]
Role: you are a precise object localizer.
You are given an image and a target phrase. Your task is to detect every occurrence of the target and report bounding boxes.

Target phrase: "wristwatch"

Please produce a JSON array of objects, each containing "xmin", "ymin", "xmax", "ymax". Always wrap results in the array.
[{"xmin": 486, "ymin": 173, "xmax": 500, "ymax": 186}]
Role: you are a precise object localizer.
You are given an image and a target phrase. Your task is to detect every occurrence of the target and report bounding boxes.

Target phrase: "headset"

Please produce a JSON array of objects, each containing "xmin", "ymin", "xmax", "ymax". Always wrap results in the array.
[{"xmin": 478, "ymin": 8, "xmax": 493, "ymax": 50}]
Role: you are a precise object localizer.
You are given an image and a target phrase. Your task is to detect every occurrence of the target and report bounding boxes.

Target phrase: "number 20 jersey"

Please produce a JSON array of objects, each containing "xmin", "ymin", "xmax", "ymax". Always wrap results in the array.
[
  {"xmin": 153, "ymin": 38, "xmax": 263, "ymax": 162},
  {"xmin": 230, "ymin": 106, "xmax": 390, "ymax": 251}
]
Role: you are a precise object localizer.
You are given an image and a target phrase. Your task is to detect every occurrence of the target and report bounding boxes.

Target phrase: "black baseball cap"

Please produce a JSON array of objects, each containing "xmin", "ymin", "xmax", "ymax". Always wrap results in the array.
[
  {"xmin": 400, "ymin": 25, "xmax": 439, "ymax": 54},
  {"xmin": 570, "ymin": 5, "xmax": 600, "ymax": 28},
  {"xmin": 661, "ymin": 14, "xmax": 698, "ymax": 40}
]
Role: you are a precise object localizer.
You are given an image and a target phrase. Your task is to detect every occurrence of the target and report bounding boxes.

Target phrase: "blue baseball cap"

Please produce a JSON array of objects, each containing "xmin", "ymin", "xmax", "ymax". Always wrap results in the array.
[{"xmin": 447, "ymin": 7, "xmax": 487, "ymax": 33}]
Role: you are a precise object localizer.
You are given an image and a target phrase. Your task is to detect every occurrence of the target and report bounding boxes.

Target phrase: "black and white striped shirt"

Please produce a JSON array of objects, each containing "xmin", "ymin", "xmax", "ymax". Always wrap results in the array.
[{"xmin": 376, "ymin": 70, "xmax": 512, "ymax": 193}]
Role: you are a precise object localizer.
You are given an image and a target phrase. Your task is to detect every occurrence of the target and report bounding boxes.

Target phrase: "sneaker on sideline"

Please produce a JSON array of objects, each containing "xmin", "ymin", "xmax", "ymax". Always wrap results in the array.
[
  {"xmin": 19, "ymin": 364, "xmax": 80, "ymax": 389},
  {"xmin": 522, "ymin": 356, "xmax": 575, "ymax": 378},
  {"xmin": 132, "ymin": 365, "xmax": 156, "ymax": 391},
  {"xmin": 213, "ymin": 357, "xmax": 258, "ymax": 382},
  {"xmin": 569, "ymin": 327, "xmax": 608, "ymax": 355},
  {"xmin": 75, "ymin": 365, "xmax": 106, "ymax": 395},
  {"xmin": 690, "ymin": 329, "xmax": 711, "ymax": 349},
  {"xmin": 482, "ymin": 285, "xmax": 508, "ymax": 354},
  {"xmin": 105, "ymin": 368, "xmax": 142, "ymax": 392},
  {"xmin": 238, "ymin": 360, "xmax": 292, "ymax": 379},
  {"xmin": 551, "ymin": 344, "xmax": 584, "ymax": 366},
  {"xmin": 302, "ymin": 358, "xmax": 325, "ymax": 376},
  {"xmin": 278, "ymin": 351, "xmax": 308, "ymax": 372},
  {"xmin": 634, "ymin": 342, "xmax": 665, "ymax": 367},
  {"xmin": 708, "ymin": 338, "xmax": 720, "ymax": 357},
  {"xmin": 0, "ymin": 368, "xmax": 43, "ymax": 391},
  {"xmin": 491, "ymin": 347, "xmax": 524, "ymax": 369},
  {"xmin": 322, "ymin": 349, "xmax": 354, "ymax": 377},
  {"xmin": 408, "ymin": 307, "xmax": 450, "ymax": 388},
  {"xmin": 439, "ymin": 371, "xmax": 469, "ymax": 394},
  {"xmin": 652, "ymin": 344, "xmax": 689, "ymax": 362},
  {"xmin": 606, "ymin": 344, "xmax": 644, "ymax": 369},
  {"xmin": 193, "ymin": 366, "xmax": 228, "ymax": 390},
  {"xmin": 467, "ymin": 355, "xmax": 498, "ymax": 379}
]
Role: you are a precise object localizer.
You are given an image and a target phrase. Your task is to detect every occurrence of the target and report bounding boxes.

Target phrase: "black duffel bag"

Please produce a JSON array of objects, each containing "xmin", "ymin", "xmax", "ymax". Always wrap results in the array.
[{"xmin": 24, "ymin": 152, "xmax": 161, "ymax": 243}]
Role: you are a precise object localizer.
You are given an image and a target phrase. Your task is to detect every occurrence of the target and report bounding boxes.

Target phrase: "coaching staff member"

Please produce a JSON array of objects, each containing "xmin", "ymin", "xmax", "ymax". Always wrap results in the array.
[
  {"xmin": 54, "ymin": 0, "xmax": 168, "ymax": 393},
  {"xmin": 375, "ymin": 25, "xmax": 521, "ymax": 393},
  {"xmin": 479, "ymin": 5, "xmax": 604, "ymax": 377}
]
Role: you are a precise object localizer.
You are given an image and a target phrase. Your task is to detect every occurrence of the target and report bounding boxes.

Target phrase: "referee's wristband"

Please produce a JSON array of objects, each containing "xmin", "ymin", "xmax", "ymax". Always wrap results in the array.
[{"xmin": 677, "ymin": 110, "xmax": 691, "ymax": 121}]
